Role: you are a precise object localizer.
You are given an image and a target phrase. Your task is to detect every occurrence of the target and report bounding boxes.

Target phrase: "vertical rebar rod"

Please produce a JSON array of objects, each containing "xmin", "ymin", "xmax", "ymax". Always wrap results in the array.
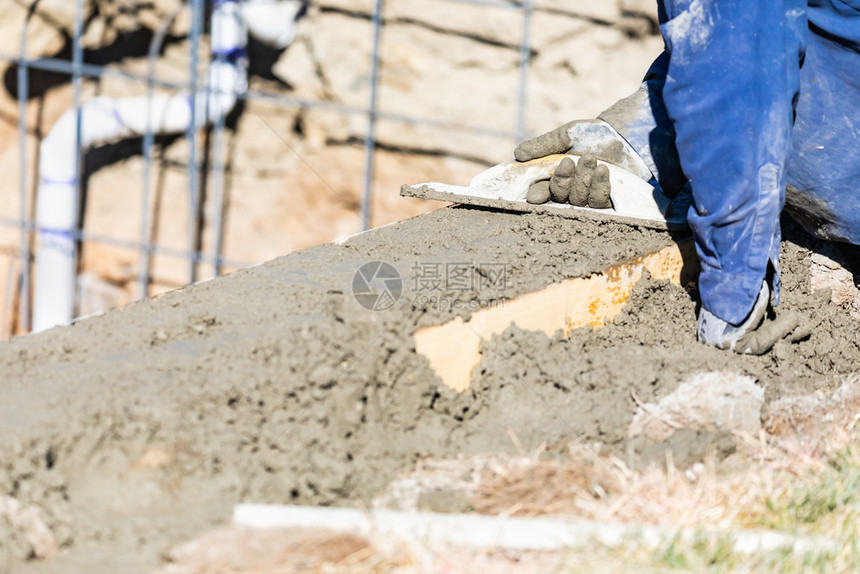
[
  {"xmin": 139, "ymin": 12, "xmax": 178, "ymax": 301},
  {"xmin": 209, "ymin": 0, "xmax": 231, "ymax": 278},
  {"xmin": 515, "ymin": 0, "xmax": 533, "ymax": 143},
  {"xmin": 360, "ymin": 0, "xmax": 384, "ymax": 231},
  {"xmin": 211, "ymin": 77, "xmax": 227, "ymax": 278},
  {"xmin": 16, "ymin": 6, "xmax": 35, "ymax": 334},
  {"xmin": 71, "ymin": 0, "xmax": 85, "ymax": 320},
  {"xmin": 187, "ymin": 0, "xmax": 205, "ymax": 284}
]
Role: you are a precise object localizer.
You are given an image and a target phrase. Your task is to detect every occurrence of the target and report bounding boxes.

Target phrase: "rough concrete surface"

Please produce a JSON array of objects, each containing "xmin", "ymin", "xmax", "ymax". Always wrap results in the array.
[{"xmin": 0, "ymin": 207, "xmax": 858, "ymax": 572}]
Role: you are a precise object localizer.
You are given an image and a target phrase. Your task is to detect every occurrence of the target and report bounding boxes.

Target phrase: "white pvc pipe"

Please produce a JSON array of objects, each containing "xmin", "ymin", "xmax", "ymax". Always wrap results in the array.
[
  {"xmin": 32, "ymin": 0, "xmax": 253, "ymax": 333},
  {"xmin": 232, "ymin": 504, "xmax": 836, "ymax": 556},
  {"xmin": 242, "ymin": 0, "xmax": 304, "ymax": 49},
  {"xmin": 34, "ymin": 100, "xmax": 132, "ymax": 332},
  {"xmin": 32, "ymin": 0, "xmax": 306, "ymax": 332}
]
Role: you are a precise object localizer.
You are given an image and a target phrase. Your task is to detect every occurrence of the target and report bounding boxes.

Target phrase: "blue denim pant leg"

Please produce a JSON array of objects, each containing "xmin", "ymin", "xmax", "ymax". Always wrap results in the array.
[{"xmin": 655, "ymin": 0, "xmax": 805, "ymax": 325}]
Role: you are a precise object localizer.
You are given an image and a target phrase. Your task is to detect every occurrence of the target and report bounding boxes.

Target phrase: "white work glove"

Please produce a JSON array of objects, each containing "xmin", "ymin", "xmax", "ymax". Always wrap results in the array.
[
  {"xmin": 516, "ymin": 80, "xmax": 688, "ymax": 207},
  {"xmin": 697, "ymin": 282, "xmax": 804, "ymax": 355},
  {"xmin": 515, "ymin": 120, "xmax": 653, "ymax": 209}
]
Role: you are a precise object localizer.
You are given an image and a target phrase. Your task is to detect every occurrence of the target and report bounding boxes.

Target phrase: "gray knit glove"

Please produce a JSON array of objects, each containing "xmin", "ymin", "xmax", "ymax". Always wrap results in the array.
[{"xmin": 697, "ymin": 282, "xmax": 802, "ymax": 355}]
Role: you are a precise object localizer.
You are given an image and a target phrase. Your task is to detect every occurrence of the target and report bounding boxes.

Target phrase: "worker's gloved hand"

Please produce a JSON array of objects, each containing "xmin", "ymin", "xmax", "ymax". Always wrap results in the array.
[
  {"xmin": 524, "ymin": 153, "xmax": 612, "ymax": 208},
  {"xmin": 517, "ymin": 76, "xmax": 687, "ymax": 208},
  {"xmin": 697, "ymin": 282, "xmax": 803, "ymax": 355},
  {"xmin": 515, "ymin": 119, "xmax": 652, "ymax": 177},
  {"xmin": 518, "ymin": 119, "xmax": 653, "ymax": 209}
]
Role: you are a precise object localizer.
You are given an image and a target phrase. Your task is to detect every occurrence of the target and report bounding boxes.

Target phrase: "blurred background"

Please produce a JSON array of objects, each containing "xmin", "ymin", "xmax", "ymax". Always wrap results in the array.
[{"xmin": 0, "ymin": 0, "xmax": 662, "ymax": 339}]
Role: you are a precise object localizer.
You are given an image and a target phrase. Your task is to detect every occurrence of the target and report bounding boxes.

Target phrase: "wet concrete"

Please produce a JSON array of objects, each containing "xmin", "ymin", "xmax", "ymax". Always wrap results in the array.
[{"xmin": 0, "ymin": 206, "xmax": 857, "ymax": 572}]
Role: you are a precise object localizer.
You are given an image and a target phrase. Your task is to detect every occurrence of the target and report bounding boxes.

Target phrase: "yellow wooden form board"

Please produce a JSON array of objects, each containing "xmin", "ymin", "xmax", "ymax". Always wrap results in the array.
[{"xmin": 414, "ymin": 241, "xmax": 696, "ymax": 392}]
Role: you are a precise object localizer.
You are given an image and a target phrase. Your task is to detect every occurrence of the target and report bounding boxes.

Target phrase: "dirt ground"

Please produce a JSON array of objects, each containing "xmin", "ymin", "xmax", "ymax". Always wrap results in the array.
[{"xmin": 0, "ymin": 206, "xmax": 858, "ymax": 573}]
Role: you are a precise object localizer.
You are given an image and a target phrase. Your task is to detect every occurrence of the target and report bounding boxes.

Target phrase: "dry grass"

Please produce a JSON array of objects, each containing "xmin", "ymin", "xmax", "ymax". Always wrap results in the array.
[
  {"xmin": 153, "ymin": 527, "xmax": 396, "ymax": 574},
  {"xmin": 154, "ymin": 377, "xmax": 860, "ymax": 573},
  {"xmin": 443, "ymin": 378, "xmax": 860, "ymax": 532},
  {"xmin": 154, "ymin": 526, "xmax": 566, "ymax": 574}
]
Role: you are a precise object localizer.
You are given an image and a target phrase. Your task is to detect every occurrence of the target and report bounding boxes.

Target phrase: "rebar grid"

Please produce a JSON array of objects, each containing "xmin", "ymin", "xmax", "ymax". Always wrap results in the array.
[{"xmin": 4, "ymin": 0, "xmax": 534, "ymax": 333}]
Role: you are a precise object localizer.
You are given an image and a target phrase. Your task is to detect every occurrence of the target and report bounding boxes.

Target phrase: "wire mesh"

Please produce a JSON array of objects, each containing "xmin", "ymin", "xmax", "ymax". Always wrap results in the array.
[{"xmin": 2, "ymin": 0, "xmax": 535, "ymax": 335}]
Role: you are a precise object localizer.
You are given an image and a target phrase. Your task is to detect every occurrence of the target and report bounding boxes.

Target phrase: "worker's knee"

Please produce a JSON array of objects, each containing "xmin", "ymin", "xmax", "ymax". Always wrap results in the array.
[{"xmin": 785, "ymin": 184, "xmax": 860, "ymax": 245}]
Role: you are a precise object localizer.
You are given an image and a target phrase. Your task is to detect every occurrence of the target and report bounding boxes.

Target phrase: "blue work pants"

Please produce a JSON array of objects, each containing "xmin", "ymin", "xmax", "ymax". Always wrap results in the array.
[{"xmin": 619, "ymin": 0, "xmax": 860, "ymax": 324}]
